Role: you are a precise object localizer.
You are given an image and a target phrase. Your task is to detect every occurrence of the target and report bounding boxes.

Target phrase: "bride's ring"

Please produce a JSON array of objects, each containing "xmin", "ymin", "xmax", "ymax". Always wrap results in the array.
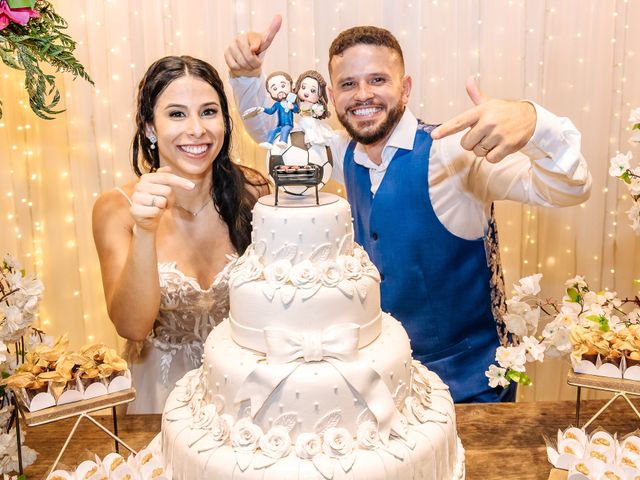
[
  {"xmin": 150, "ymin": 196, "xmax": 156, "ymax": 208},
  {"xmin": 478, "ymin": 144, "xmax": 490, "ymax": 156}
]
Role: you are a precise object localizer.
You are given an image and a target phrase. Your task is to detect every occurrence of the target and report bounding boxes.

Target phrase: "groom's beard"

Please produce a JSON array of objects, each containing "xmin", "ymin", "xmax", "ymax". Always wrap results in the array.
[{"xmin": 336, "ymin": 100, "xmax": 404, "ymax": 145}]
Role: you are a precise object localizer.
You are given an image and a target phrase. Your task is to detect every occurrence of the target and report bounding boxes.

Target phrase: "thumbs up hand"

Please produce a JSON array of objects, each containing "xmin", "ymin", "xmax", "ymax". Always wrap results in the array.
[
  {"xmin": 225, "ymin": 15, "xmax": 283, "ymax": 78},
  {"xmin": 431, "ymin": 76, "xmax": 537, "ymax": 163}
]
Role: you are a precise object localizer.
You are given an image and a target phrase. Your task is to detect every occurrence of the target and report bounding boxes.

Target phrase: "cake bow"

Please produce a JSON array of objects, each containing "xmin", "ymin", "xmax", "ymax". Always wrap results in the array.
[
  {"xmin": 235, "ymin": 323, "xmax": 400, "ymax": 442},
  {"xmin": 264, "ymin": 323, "xmax": 360, "ymax": 363}
]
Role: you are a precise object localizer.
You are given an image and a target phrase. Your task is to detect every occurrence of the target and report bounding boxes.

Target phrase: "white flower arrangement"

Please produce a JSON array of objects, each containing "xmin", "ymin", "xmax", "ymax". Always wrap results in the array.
[
  {"xmin": 609, "ymin": 106, "xmax": 640, "ymax": 233},
  {"xmin": 486, "ymin": 273, "xmax": 640, "ymax": 388},
  {"xmin": 0, "ymin": 254, "xmax": 44, "ymax": 475}
]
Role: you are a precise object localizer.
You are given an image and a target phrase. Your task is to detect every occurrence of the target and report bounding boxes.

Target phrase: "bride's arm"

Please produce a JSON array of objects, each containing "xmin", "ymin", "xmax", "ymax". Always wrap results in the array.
[{"xmin": 92, "ymin": 187, "xmax": 162, "ymax": 341}]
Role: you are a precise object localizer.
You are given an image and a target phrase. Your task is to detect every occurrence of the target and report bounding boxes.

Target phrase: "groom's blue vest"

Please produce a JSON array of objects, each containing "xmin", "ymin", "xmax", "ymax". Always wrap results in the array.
[{"xmin": 343, "ymin": 124, "xmax": 501, "ymax": 402}]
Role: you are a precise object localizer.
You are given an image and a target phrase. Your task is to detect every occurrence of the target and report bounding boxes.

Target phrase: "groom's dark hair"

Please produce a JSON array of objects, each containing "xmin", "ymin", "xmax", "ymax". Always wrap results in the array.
[{"xmin": 328, "ymin": 26, "xmax": 404, "ymax": 72}]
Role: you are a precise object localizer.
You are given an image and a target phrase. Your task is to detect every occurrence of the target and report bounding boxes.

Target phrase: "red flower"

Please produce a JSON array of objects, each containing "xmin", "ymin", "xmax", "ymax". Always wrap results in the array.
[{"xmin": 0, "ymin": 0, "xmax": 39, "ymax": 31}]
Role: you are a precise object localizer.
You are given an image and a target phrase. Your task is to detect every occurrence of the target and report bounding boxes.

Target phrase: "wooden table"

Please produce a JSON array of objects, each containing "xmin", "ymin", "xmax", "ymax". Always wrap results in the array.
[{"xmin": 22, "ymin": 399, "xmax": 640, "ymax": 479}]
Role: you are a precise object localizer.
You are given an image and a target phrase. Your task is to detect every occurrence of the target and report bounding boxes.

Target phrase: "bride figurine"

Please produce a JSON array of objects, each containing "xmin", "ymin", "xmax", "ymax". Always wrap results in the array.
[{"xmin": 293, "ymin": 70, "xmax": 335, "ymax": 146}]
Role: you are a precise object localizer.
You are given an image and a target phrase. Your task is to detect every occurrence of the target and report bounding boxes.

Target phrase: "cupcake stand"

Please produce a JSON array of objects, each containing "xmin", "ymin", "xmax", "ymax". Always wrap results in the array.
[{"xmin": 11, "ymin": 384, "xmax": 136, "ymax": 476}]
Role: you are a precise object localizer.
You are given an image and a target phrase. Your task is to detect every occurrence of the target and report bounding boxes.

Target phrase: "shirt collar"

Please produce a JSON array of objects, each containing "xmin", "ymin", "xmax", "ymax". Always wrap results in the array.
[{"xmin": 353, "ymin": 108, "xmax": 418, "ymax": 169}]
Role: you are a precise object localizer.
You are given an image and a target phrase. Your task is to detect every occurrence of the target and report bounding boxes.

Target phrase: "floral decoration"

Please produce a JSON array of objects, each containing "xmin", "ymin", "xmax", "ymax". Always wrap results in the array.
[
  {"xmin": 609, "ymin": 106, "xmax": 640, "ymax": 233},
  {"xmin": 0, "ymin": 0, "xmax": 93, "ymax": 119},
  {"xmin": 486, "ymin": 273, "xmax": 640, "ymax": 387},
  {"xmin": 229, "ymin": 243, "xmax": 380, "ymax": 306},
  {"xmin": 0, "ymin": 253, "xmax": 44, "ymax": 476}
]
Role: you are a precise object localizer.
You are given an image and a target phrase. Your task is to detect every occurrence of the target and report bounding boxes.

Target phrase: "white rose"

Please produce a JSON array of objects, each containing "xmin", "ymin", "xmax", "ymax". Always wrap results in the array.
[
  {"xmin": 259, "ymin": 426, "xmax": 291, "ymax": 459},
  {"xmin": 322, "ymin": 427, "xmax": 353, "ymax": 458},
  {"xmin": 264, "ymin": 259, "xmax": 292, "ymax": 286},
  {"xmin": 192, "ymin": 404, "xmax": 218, "ymax": 430},
  {"xmin": 211, "ymin": 414, "xmax": 234, "ymax": 443},
  {"xmin": 290, "ymin": 260, "xmax": 320, "ymax": 289},
  {"xmin": 231, "ymin": 419, "xmax": 263, "ymax": 453},
  {"xmin": 357, "ymin": 421, "xmax": 379, "ymax": 449},
  {"xmin": 337, "ymin": 256, "xmax": 362, "ymax": 279},
  {"xmin": 352, "ymin": 246, "xmax": 369, "ymax": 265},
  {"xmin": 189, "ymin": 391, "xmax": 205, "ymax": 416},
  {"xmin": 319, "ymin": 261, "xmax": 343, "ymax": 287},
  {"xmin": 295, "ymin": 433, "xmax": 322, "ymax": 459}
]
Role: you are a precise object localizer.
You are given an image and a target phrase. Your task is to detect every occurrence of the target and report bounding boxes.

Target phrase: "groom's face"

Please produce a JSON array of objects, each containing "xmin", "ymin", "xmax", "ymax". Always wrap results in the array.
[
  {"xmin": 267, "ymin": 74, "xmax": 291, "ymax": 101},
  {"xmin": 328, "ymin": 44, "xmax": 411, "ymax": 146}
]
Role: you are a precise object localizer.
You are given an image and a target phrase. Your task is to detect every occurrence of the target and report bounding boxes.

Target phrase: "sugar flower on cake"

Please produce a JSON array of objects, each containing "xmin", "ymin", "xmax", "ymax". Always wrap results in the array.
[
  {"xmin": 231, "ymin": 418, "xmax": 264, "ymax": 453},
  {"xmin": 259, "ymin": 426, "xmax": 292, "ymax": 459},
  {"xmin": 322, "ymin": 427, "xmax": 354, "ymax": 458},
  {"xmin": 337, "ymin": 256, "xmax": 362, "ymax": 280},
  {"xmin": 295, "ymin": 432, "xmax": 322, "ymax": 459},
  {"xmin": 192, "ymin": 404, "xmax": 219, "ymax": 430},
  {"xmin": 319, "ymin": 260, "xmax": 343, "ymax": 288},
  {"xmin": 210, "ymin": 414, "xmax": 234, "ymax": 443},
  {"xmin": 356, "ymin": 420, "xmax": 380, "ymax": 449},
  {"xmin": 411, "ymin": 361, "xmax": 433, "ymax": 407},
  {"xmin": 263, "ymin": 259, "xmax": 292, "ymax": 286},
  {"xmin": 290, "ymin": 260, "xmax": 320, "ymax": 288}
]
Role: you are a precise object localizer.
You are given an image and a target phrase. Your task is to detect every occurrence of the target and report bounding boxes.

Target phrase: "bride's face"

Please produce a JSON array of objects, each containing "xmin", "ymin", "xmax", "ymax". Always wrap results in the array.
[
  {"xmin": 297, "ymin": 77, "xmax": 320, "ymax": 104},
  {"xmin": 149, "ymin": 75, "xmax": 225, "ymax": 179}
]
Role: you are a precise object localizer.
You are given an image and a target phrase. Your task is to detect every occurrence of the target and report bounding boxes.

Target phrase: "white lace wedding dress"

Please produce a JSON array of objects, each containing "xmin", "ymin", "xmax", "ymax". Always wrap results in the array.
[
  {"xmin": 123, "ymin": 261, "xmax": 231, "ymax": 414},
  {"xmin": 111, "ymin": 187, "xmax": 233, "ymax": 413}
]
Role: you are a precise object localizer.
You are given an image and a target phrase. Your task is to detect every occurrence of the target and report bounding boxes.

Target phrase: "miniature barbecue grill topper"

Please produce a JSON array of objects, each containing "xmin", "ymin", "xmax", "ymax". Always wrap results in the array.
[{"xmin": 271, "ymin": 164, "xmax": 322, "ymax": 205}]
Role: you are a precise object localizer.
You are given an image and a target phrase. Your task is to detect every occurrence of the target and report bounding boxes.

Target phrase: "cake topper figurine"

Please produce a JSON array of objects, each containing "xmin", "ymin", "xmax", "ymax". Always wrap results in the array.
[
  {"xmin": 242, "ymin": 71, "xmax": 299, "ymax": 149},
  {"xmin": 294, "ymin": 70, "xmax": 335, "ymax": 146}
]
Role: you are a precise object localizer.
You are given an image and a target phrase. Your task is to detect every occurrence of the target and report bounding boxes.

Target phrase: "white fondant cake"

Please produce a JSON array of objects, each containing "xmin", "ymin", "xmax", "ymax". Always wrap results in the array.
[{"xmin": 161, "ymin": 193, "xmax": 465, "ymax": 479}]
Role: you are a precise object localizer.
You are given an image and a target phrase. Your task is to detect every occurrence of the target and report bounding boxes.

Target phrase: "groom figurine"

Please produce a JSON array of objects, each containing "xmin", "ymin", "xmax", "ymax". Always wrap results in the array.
[
  {"xmin": 255, "ymin": 71, "xmax": 299, "ymax": 149},
  {"xmin": 225, "ymin": 17, "xmax": 592, "ymax": 402}
]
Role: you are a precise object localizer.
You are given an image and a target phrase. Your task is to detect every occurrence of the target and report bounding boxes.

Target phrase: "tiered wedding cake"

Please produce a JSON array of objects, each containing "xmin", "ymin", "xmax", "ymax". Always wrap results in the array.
[{"xmin": 161, "ymin": 193, "xmax": 465, "ymax": 479}]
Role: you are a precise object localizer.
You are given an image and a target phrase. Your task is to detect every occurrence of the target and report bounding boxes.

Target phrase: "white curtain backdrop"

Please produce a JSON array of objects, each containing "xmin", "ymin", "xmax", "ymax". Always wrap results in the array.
[{"xmin": 0, "ymin": 0, "xmax": 638, "ymax": 401}]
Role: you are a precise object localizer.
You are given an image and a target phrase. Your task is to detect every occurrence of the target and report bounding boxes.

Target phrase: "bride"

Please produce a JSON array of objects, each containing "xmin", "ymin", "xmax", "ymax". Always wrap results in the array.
[{"xmin": 92, "ymin": 56, "xmax": 268, "ymax": 413}]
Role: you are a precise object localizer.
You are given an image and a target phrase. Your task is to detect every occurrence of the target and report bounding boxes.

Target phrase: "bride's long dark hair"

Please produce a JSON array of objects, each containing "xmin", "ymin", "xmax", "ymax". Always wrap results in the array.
[{"xmin": 131, "ymin": 55, "xmax": 267, "ymax": 254}]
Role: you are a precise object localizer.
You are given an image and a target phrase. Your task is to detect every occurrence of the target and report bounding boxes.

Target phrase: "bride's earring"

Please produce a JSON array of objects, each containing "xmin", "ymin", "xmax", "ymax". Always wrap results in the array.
[{"xmin": 148, "ymin": 133, "xmax": 157, "ymax": 150}]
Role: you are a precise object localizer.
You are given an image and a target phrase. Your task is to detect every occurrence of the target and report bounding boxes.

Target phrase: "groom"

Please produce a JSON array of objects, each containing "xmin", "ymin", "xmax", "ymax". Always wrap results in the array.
[{"xmin": 225, "ymin": 17, "xmax": 591, "ymax": 402}]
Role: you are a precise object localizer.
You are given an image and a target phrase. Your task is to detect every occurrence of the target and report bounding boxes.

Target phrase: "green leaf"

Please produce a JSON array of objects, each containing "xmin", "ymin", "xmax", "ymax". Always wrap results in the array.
[
  {"xmin": 566, "ymin": 287, "xmax": 581, "ymax": 303},
  {"xmin": 598, "ymin": 317, "xmax": 610, "ymax": 332},
  {"xmin": 506, "ymin": 369, "xmax": 532, "ymax": 386},
  {"xmin": 633, "ymin": 123, "xmax": 640, "ymax": 131},
  {"xmin": 621, "ymin": 171, "xmax": 632, "ymax": 184},
  {"xmin": 586, "ymin": 315, "xmax": 610, "ymax": 332},
  {"xmin": 0, "ymin": 0, "xmax": 93, "ymax": 119}
]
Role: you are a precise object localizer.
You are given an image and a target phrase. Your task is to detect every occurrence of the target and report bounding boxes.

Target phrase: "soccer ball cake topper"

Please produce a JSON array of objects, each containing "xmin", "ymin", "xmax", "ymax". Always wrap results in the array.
[{"xmin": 241, "ymin": 69, "xmax": 335, "ymax": 205}]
